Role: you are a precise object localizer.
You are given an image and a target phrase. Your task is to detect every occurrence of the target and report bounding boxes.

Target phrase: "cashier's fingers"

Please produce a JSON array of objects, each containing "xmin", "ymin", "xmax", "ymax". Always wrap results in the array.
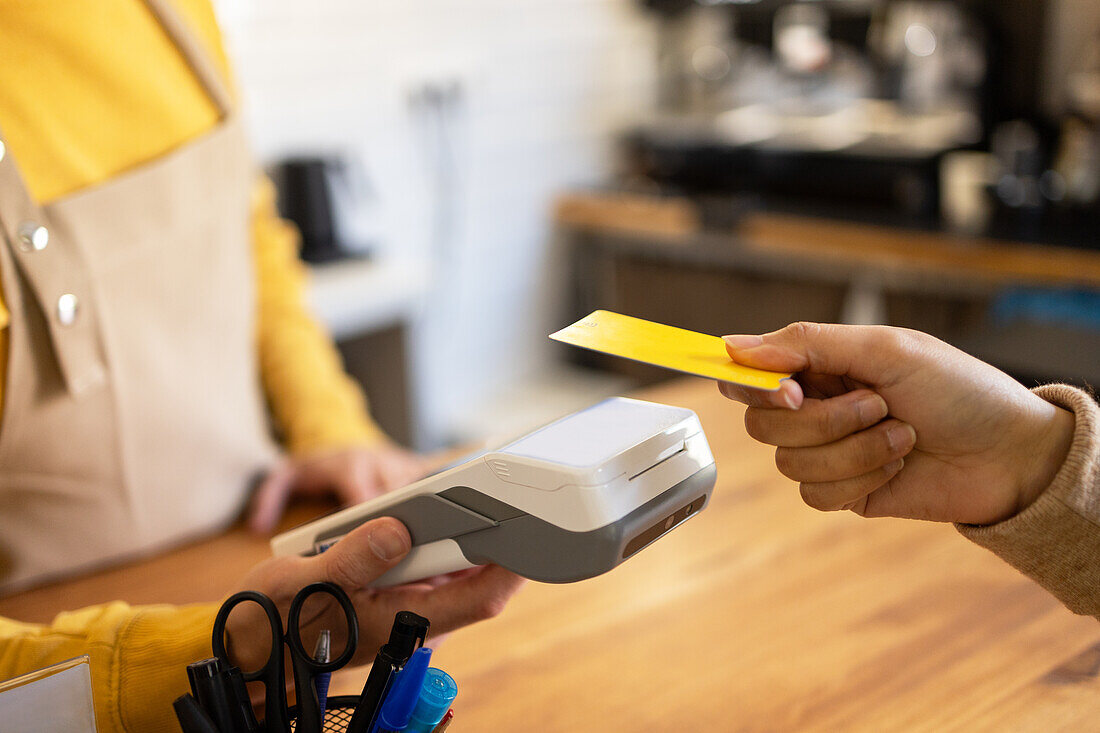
[
  {"xmin": 367, "ymin": 565, "xmax": 526, "ymax": 636},
  {"xmin": 225, "ymin": 517, "xmax": 413, "ymax": 671},
  {"xmin": 374, "ymin": 448, "xmax": 426, "ymax": 492},
  {"xmin": 329, "ymin": 456, "xmax": 384, "ymax": 505},
  {"xmin": 773, "ymin": 418, "xmax": 916, "ymax": 484},
  {"xmin": 429, "ymin": 565, "xmax": 526, "ymax": 629},
  {"xmin": 798, "ymin": 459, "xmax": 906, "ymax": 512},
  {"xmin": 310, "ymin": 517, "xmax": 413, "ymax": 590},
  {"xmin": 744, "ymin": 390, "xmax": 889, "ymax": 448},
  {"xmin": 249, "ymin": 461, "xmax": 297, "ymax": 534}
]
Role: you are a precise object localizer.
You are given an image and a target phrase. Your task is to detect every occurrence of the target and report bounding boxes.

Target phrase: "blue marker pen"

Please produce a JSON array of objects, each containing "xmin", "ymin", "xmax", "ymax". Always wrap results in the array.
[
  {"xmin": 372, "ymin": 647, "xmax": 432, "ymax": 733},
  {"xmin": 403, "ymin": 668, "xmax": 458, "ymax": 733}
]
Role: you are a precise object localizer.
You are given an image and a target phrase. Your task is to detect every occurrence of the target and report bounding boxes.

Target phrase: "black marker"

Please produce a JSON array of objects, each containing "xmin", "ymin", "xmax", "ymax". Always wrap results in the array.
[
  {"xmin": 346, "ymin": 612, "xmax": 431, "ymax": 733},
  {"xmin": 186, "ymin": 660, "xmax": 204, "ymax": 700},
  {"xmin": 187, "ymin": 658, "xmax": 235, "ymax": 733},
  {"xmin": 388, "ymin": 611, "xmax": 430, "ymax": 662},
  {"xmin": 226, "ymin": 666, "xmax": 260, "ymax": 733}
]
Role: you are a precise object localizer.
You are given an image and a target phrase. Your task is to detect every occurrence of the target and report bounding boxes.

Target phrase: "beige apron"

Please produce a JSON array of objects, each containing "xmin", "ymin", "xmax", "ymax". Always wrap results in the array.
[{"xmin": 0, "ymin": 0, "xmax": 276, "ymax": 592}]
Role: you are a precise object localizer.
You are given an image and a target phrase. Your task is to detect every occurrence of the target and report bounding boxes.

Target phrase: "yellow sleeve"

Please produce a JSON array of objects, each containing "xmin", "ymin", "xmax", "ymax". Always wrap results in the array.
[
  {"xmin": 0, "ymin": 603, "xmax": 218, "ymax": 733},
  {"xmin": 252, "ymin": 176, "xmax": 389, "ymax": 455}
]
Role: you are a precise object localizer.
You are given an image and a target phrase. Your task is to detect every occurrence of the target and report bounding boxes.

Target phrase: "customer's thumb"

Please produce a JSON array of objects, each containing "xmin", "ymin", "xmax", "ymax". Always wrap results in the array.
[
  {"xmin": 724, "ymin": 322, "xmax": 883, "ymax": 383},
  {"xmin": 316, "ymin": 517, "xmax": 411, "ymax": 589}
]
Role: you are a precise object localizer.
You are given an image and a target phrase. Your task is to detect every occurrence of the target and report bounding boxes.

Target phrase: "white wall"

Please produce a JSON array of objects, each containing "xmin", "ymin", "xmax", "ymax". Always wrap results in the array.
[{"xmin": 213, "ymin": 0, "xmax": 658, "ymax": 447}]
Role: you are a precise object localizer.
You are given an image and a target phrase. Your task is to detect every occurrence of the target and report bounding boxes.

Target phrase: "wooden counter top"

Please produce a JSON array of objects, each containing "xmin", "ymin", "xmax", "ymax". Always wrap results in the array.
[{"xmin": 3, "ymin": 378, "xmax": 1098, "ymax": 731}]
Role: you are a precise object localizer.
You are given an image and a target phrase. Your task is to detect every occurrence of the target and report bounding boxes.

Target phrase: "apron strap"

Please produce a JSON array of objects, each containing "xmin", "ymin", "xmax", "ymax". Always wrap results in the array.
[
  {"xmin": 141, "ymin": 0, "xmax": 235, "ymax": 118},
  {"xmin": 0, "ymin": 131, "xmax": 107, "ymax": 397}
]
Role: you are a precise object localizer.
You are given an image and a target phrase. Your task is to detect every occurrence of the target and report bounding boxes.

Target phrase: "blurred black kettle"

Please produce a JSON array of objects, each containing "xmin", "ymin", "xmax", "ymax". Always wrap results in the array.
[{"xmin": 272, "ymin": 157, "xmax": 370, "ymax": 263}]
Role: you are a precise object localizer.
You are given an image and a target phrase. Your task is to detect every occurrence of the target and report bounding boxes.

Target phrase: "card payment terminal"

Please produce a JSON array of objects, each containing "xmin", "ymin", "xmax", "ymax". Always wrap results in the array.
[{"xmin": 272, "ymin": 397, "xmax": 717, "ymax": 586}]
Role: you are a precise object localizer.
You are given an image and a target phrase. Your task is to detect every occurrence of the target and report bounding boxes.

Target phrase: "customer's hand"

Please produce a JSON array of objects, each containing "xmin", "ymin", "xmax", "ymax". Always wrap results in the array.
[
  {"xmin": 249, "ymin": 445, "xmax": 426, "ymax": 533},
  {"xmin": 718, "ymin": 323, "xmax": 1075, "ymax": 525},
  {"xmin": 224, "ymin": 517, "xmax": 525, "ymax": 673}
]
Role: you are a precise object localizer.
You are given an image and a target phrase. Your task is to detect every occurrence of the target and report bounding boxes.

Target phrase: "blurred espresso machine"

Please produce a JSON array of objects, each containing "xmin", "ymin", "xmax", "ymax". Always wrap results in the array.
[{"xmin": 629, "ymin": 0, "xmax": 1100, "ymax": 246}]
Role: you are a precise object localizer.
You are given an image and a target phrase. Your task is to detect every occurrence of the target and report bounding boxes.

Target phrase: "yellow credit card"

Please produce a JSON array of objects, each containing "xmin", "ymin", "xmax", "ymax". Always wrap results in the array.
[{"xmin": 550, "ymin": 310, "xmax": 789, "ymax": 391}]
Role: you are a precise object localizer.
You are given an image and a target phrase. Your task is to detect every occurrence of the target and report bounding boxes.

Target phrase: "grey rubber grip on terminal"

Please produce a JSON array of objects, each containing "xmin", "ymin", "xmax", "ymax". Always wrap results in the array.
[
  {"xmin": 315, "ymin": 494, "xmax": 500, "ymax": 549},
  {"xmin": 312, "ymin": 464, "xmax": 717, "ymax": 583}
]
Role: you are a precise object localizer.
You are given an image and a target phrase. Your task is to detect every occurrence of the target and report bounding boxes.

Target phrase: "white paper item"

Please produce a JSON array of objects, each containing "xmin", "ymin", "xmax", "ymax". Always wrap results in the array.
[{"xmin": 0, "ymin": 656, "xmax": 97, "ymax": 733}]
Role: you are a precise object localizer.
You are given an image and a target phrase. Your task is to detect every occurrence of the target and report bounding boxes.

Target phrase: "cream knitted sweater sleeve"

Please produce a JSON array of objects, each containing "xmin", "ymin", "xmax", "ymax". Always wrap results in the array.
[{"xmin": 958, "ymin": 384, "xmax": 1100, "ymax": 619}]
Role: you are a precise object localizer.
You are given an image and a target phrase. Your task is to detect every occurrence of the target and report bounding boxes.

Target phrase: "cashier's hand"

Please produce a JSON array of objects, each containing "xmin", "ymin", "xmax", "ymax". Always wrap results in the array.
[
  {"xmin": 225, "ymin": 517, "xmax": 525, "ymax": 673},
  {"xmin": 718, "ymin": 323, "xmax": 1075, "ymax": 525},
  {"xmin": 249, "ymin": 445, "xmax": 426, "ymax": 533}
]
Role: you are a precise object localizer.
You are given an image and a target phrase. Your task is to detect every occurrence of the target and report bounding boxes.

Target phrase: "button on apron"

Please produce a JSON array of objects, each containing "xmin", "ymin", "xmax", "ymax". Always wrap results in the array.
[
  {"xmin": 17, "ymin": 222, "xmax": 48, "ymax": 252},
  {"xmin": 56, "ymin": 293, "xmax": 79, "ymax": 326}
]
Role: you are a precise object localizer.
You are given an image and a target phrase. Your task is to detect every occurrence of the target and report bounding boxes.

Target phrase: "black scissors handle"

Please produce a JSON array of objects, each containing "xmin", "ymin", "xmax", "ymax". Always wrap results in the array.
[
  {"xmin": 212, "ymin": 590, "xmax": 290, "ymax": 733},
  {"xmin": 286, "ymin": 582, "xmax": 359, "ymax": 733}
]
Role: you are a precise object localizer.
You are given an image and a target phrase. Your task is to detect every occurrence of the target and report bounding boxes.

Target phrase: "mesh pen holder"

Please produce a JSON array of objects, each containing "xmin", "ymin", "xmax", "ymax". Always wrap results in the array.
[{"xmin": 287, "ymin": 695, "xmax": 360, "ymax": 732}]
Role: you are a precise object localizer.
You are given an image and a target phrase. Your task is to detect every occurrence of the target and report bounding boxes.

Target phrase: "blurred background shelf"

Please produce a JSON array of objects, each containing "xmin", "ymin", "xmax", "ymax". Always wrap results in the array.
[{"xmin": 556, "ymin": 189, "xmax": 1100, "ymax": 388}]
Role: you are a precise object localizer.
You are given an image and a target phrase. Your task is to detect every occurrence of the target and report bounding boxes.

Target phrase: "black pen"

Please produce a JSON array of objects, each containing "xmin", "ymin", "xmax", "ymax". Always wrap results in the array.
[
  {"xmin": 174, "ymin": 693, "xmax": 220, "ymax": 733},
  {"xmin": 346, "ymin": 643, "xmax": 402, "ymax": 733}
]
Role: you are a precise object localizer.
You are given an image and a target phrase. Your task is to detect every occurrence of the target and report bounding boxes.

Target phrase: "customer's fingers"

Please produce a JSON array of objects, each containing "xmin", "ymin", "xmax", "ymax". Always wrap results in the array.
[
  {"xmin": 798, "ymin": 459, "xmax": 905, "ymax": 512},
  {"xmin": 774, "ymin": 419, "xmax": 916, "ymax": 483},
  {"xmin": 745, "ymin": 390, "xmax": 888, "ymax": 448},
  {"xmin": 798, "ymin": 371, "xmax": 864, "ymax": 400},
  {"xmin": 723, "ymin": 322, "xmax": 903, "ymax": 384},
  {"xmin": 717, "ymin": 379, "xmax": 804, "ymax": 410}
]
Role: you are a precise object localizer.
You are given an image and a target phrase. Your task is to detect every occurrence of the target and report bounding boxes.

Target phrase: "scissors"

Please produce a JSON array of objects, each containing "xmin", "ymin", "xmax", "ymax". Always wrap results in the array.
[{"xmin": 212, "ymin": 582, "xmax": 359, "ymax": 733}]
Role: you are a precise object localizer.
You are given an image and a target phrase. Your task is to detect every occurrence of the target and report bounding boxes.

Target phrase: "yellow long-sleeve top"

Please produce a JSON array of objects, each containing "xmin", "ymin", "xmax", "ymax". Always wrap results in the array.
[{"xmin": 0, "ymin": 1, "xmax": 385, "ymax": 729}]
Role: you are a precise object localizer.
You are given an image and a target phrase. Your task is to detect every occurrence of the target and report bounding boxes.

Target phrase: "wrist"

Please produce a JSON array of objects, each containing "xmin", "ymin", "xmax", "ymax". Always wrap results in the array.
[{"xmin": 1012, "ymin": 403, "xmax": 1075, "ymax": 516}]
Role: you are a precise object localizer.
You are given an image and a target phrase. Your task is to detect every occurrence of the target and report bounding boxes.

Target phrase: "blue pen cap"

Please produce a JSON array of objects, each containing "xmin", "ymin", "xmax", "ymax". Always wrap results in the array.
[
  {"xmin": 404, "ymin": 668, "xmax": 458, "ymax": 733},
  {"xmin": 376, "ymin": 647, "xmax": 433, "ymax": 731}
]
